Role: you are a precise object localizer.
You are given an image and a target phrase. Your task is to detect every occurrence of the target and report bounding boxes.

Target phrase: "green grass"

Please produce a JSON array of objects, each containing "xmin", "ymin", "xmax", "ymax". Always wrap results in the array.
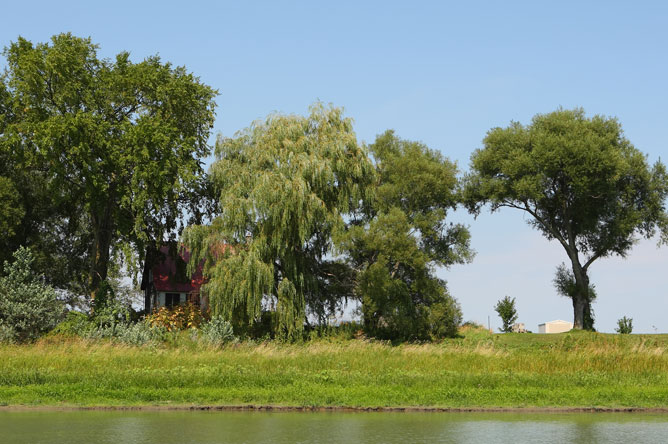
[{"xmin": 2, "ymin": 327, "xmax": 668, "ymax": 408}]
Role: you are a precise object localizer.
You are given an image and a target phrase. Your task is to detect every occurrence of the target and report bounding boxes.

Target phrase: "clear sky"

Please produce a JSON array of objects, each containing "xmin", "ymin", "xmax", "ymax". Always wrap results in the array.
[{"xmin": 2, "ymin": 0, "xmax": 666, "ymax": 332}]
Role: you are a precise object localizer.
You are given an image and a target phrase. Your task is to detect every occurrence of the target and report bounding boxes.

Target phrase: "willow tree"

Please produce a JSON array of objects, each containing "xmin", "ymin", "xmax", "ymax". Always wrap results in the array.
[
  {"xmin": 184, "ymin": 104, "xmax": 375, "ymax": 338},
  {"xmin": 0, "ymin": 34, "xmax": 216, "ymax": 302},
  {"xmin": 464, "ymin": 109, "xmax": 668, "ymax": 329}
]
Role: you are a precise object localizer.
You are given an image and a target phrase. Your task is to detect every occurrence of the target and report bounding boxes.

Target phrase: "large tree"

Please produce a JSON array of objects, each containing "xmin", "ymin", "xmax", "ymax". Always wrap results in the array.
[
  {"xmin": 340, "ymin": 131, "xmax": 472, "ymax": 340},
  {"xmin": 0, "ymin": 34, "xmax": 217, "ymax": 302},
  {"xmin": 464, "ymin": 109, "xmax": 668, "ymax": 329},
  {"xmin": 183, "ymin": 104, "xmax": 375, "ymax": 338}
]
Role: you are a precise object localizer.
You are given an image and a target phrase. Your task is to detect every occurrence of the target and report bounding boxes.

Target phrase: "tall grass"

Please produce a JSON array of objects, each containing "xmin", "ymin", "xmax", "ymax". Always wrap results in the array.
[{"xmin": 1, "ymin": 329, "xmax": 668, "ymax": 408}]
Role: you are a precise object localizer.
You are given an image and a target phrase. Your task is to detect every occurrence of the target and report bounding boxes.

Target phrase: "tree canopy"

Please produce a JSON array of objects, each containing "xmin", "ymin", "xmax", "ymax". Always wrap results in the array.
[
  {"xmin": 340, "ymin": 131, "xmax": 471, "ymax": 340},
  {"xmin": 183, "ymin": 104, "xmax": 375, "ymax": 338},
  {"xmin": 465, "ymin": 108, "xmax": 668, "ymax": 329},
  {"xmin": 0, "ymin": 33, "xmax": 217, "ymax": 302}
]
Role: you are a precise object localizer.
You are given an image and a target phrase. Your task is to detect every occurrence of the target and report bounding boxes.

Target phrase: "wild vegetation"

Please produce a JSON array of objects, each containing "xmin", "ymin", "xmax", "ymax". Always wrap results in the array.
[{"xmin": 2, "ymin": 327, "xmax": 668, "ymax": 408}]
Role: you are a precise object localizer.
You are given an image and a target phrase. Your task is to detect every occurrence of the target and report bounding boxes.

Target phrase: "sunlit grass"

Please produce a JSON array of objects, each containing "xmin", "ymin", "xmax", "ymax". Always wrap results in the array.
[{"xmin": 1, "ymin": 328, "xmax": 667, "ymax": 408}]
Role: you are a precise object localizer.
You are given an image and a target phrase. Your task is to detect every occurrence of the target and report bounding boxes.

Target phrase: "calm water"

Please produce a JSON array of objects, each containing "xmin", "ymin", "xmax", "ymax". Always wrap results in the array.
[{"xmin": 1, "ymin": 410, "xmax": 668, "ymax": 444}]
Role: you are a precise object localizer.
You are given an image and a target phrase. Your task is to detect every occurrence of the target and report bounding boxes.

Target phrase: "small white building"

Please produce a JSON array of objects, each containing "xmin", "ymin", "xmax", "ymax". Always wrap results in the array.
[
  {"xmin": 538, "ymin": 319, "xmax": 573, "ymax": 333},
  {"xmin": 511, "ymin": 322, "xmax": 527, "ymax": 333}
]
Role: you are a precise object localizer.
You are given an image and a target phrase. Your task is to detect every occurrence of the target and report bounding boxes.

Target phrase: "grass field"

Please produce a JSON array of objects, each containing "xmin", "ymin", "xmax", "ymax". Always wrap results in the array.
[{"xmin": 2, "ymin": 327, "xmax": 668, "ymax": 408}]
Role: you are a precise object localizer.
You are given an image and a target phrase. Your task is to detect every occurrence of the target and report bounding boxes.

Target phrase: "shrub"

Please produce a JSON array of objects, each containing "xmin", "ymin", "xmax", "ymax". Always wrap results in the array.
[
  {"xmin": 51, "ymin": 311, "xmax": 94, "ymax": 337},
  {"xmin": 429, "ymin": 296, "xmax": 463, "ymax": 339},
  {"xmin": 616, "ymin": 316, "xmax": 633, "ymax": 334},
  {"xmin": 146, "ymin": 303, "xmax": 206, "ymax": 331},
  {"xmin": 494, "ymin": 296, "xmax": 518, "ymax": 333},
  {"xmin": 86, "ymin": 322, "xmax": 166, "ymax": 346},
  {"xmin": 0, "ymin": 321, "xmax": 17, "ymax": 344},
  {"xmin": 0, "ymin": 247, "xmax": 64, "ymax": 341},
  {"xmin": 199, "ymin": 316, "xmax": 235, "ymax": 346},
  {"xmin": 91, "ymin": 280, "xmax": 140, "ymax": 328}
]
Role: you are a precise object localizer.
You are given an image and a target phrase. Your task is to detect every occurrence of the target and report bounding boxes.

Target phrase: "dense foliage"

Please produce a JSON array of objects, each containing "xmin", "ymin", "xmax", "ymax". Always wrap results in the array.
[
  {"xmin": 341, "ymin": 131, "xmax": 470, "ymax": 340},
  {"xmin": 0, "ymin": 33, "xmax": 217, "ymax": 303},
  {"xmin": 616, "ymin": 316, "xmax": 633, "ymax": 334},
  {"xmin": 183, "ymin": 104, "xmax": 375, "ymax": 338},
  {"xmin": 0, "ymin": 247, "xmax": 64, "ymax": 342},
  {"xmin": 465, "ymin": 109, "xmax": 668, "ymax": 329},
  {"xmin": 494, "ymin": 296, "xmax": 518, "ymax": 333}
]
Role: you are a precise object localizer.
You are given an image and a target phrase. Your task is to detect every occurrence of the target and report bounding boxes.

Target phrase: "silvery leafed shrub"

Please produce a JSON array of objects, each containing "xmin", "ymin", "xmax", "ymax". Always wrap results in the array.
[
  {"xmin": 0, "ymin": 321, "xmax": 17, "ymax": 344},
  {"xmin": 0, "ymin": 247, "xmax": 64, "ymax": 342},
  {"xmin": 199, "ymin": 316, "xmax": 235, "ymax": 346},
  {"xmin": 86, "ymin": 322, "xmax": 166, "ymax": 346}
]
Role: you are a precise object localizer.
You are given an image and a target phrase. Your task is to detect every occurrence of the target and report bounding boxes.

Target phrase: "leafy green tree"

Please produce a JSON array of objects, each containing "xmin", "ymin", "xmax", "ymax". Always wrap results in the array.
[
  {"xmin": 0, "ymin": 247, "xmax": 64, "ymax": 342},
  {"xmin": 183, "ymin": 104, "xmax": 375, "ymax": 338},
  {"xmin": 465, "ymin": 109, "xmax": 668, "ymax": 330},
  {"xmin": 616, "ymin": 316, "xmax": 633, "ymax": 334},
  {"xmin": 341, "ymin": 131, "xmax": 471, "ymax": 340},
  {"xmin": 494, "ymin": 296, "xmax": 518, "ymax": 333},
  {"xmin": 0, "ymin": 34, "xmax": 217, "ymax": 303}
]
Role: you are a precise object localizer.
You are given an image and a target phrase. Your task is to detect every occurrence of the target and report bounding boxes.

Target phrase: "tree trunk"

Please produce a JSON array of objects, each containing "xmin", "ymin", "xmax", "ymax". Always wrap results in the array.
[
  {"xmin": 570, "ymin": 260, "xmax": 592, "ymax": 330},
  {"xmin": 89, "ymin": 204, "xmax": 114, "ymax": 304}
]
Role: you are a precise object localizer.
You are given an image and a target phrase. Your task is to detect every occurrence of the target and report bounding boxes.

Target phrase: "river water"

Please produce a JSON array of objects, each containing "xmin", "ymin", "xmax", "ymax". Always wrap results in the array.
[{"xmin": 1, "ymin": 410, "xmax": 668, "ymax": 444}]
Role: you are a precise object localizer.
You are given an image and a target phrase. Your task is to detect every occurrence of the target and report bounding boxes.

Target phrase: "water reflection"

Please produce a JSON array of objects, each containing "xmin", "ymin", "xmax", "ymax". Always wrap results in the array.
[{"xmin": 1, "ymin": 410, "xmax": 667, "ymax": 444}]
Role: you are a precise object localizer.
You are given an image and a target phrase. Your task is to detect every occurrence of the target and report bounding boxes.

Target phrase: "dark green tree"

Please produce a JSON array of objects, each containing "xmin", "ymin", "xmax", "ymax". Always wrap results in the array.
[
  {"xmin": 341, "ymin": 131, "xmax": 471, "ymax": 340},
  {"xmin": 0, "ymin": 34, "xmax": 217, "ymax": 303},
  {"xmin": 465, "ymin": 109, "xmax": 668, "ymax": 329},
  {"xmin": 183, "ymin": 104, "xmax": 375, "ymax": 338},
  {"xmin": 494, "ymin": 296, "xmax": 518, "ymax": 333}
]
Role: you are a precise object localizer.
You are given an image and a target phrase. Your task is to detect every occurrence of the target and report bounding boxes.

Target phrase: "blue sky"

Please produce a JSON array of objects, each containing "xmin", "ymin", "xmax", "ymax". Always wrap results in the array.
[{"xmin": 2, "ymin": 0, "xmax": 667, "ymax": 332}]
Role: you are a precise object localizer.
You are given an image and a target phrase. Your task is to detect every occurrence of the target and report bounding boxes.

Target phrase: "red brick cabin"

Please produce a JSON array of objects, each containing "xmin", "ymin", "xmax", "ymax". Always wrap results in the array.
[{"xmin": 140, "ymin": 246, "xmax": 207, "ymax": 313}]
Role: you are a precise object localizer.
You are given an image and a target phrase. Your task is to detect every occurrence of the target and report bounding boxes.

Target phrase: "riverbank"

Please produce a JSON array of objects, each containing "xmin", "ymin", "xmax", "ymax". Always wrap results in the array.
[{"xmin": 2, "ymin": 328, "xmax": 668, "ymax": 409}]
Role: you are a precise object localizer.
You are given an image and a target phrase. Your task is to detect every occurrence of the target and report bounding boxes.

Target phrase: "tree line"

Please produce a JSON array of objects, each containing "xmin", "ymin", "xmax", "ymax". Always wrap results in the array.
[{"xmin": 1, "ymin": 34, "xmax": 667, "ymax": 341}]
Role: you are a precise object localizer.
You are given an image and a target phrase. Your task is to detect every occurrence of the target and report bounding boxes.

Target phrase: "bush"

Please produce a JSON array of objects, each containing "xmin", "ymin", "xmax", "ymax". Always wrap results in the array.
[
  {"xmin": 0, "ymin": 321, "xmax": 17, "ymax": 344},
  {"xmin": 51, "ymin": 311, "xmax": 94, "ymax": 337},
  {"xmin": 0, "ymin": 247, "xmax": 64, "ymax": 341},
  {"xmin": 86, "ymin": 322, "xmax": 166, "ymax": 346},
  {"xmin": 199, "ymin": 316, "xmax": 235, "ymax": 346},
  {"xmin": 616, "ymin": 316, "xmax": 633, "ymax": 334},
  {"xmin": 146, "ymin": 303, "xmax": 206, "ymax": 331},
  {"xmin": 91, "ymin": 280, "xmax": 140, "ymax": 328}
]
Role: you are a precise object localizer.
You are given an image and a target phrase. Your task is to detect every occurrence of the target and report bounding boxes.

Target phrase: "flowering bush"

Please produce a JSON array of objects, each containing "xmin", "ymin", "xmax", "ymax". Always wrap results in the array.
[{"xmin": 145, "ymin": 302, "xmax": 206, "ymax": 331}]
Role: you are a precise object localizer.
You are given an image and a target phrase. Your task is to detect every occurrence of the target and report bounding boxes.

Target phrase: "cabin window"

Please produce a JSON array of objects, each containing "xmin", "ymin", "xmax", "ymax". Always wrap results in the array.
[{"xmin": 165, "ymin": 293, "xmax": 181, "ymax": 308}]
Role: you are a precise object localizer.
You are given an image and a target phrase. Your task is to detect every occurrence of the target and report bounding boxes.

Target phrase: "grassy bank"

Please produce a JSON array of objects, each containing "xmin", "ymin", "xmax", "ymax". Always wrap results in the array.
[{"xmin": 2, "ymin": 328, "xmax": 668, "ymax": 408}]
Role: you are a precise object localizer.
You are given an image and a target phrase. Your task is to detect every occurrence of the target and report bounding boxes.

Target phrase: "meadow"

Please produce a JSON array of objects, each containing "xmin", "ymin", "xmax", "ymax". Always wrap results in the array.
[{"xmin": 1, "ymin": 327, "xmax": 668, "ymax": 409}]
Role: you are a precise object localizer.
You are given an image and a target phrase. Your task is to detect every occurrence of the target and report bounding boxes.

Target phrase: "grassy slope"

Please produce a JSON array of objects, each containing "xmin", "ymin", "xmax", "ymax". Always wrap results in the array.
[{"xmin": 1, "ymin": 328, "xmax": 668, "ymax": 408}]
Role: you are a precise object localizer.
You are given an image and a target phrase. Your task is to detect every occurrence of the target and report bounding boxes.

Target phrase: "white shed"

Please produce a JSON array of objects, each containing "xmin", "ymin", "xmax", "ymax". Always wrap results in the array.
[{"xmin": 538, "ymin": 320, "xmax": 573, "ymax": 333}]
